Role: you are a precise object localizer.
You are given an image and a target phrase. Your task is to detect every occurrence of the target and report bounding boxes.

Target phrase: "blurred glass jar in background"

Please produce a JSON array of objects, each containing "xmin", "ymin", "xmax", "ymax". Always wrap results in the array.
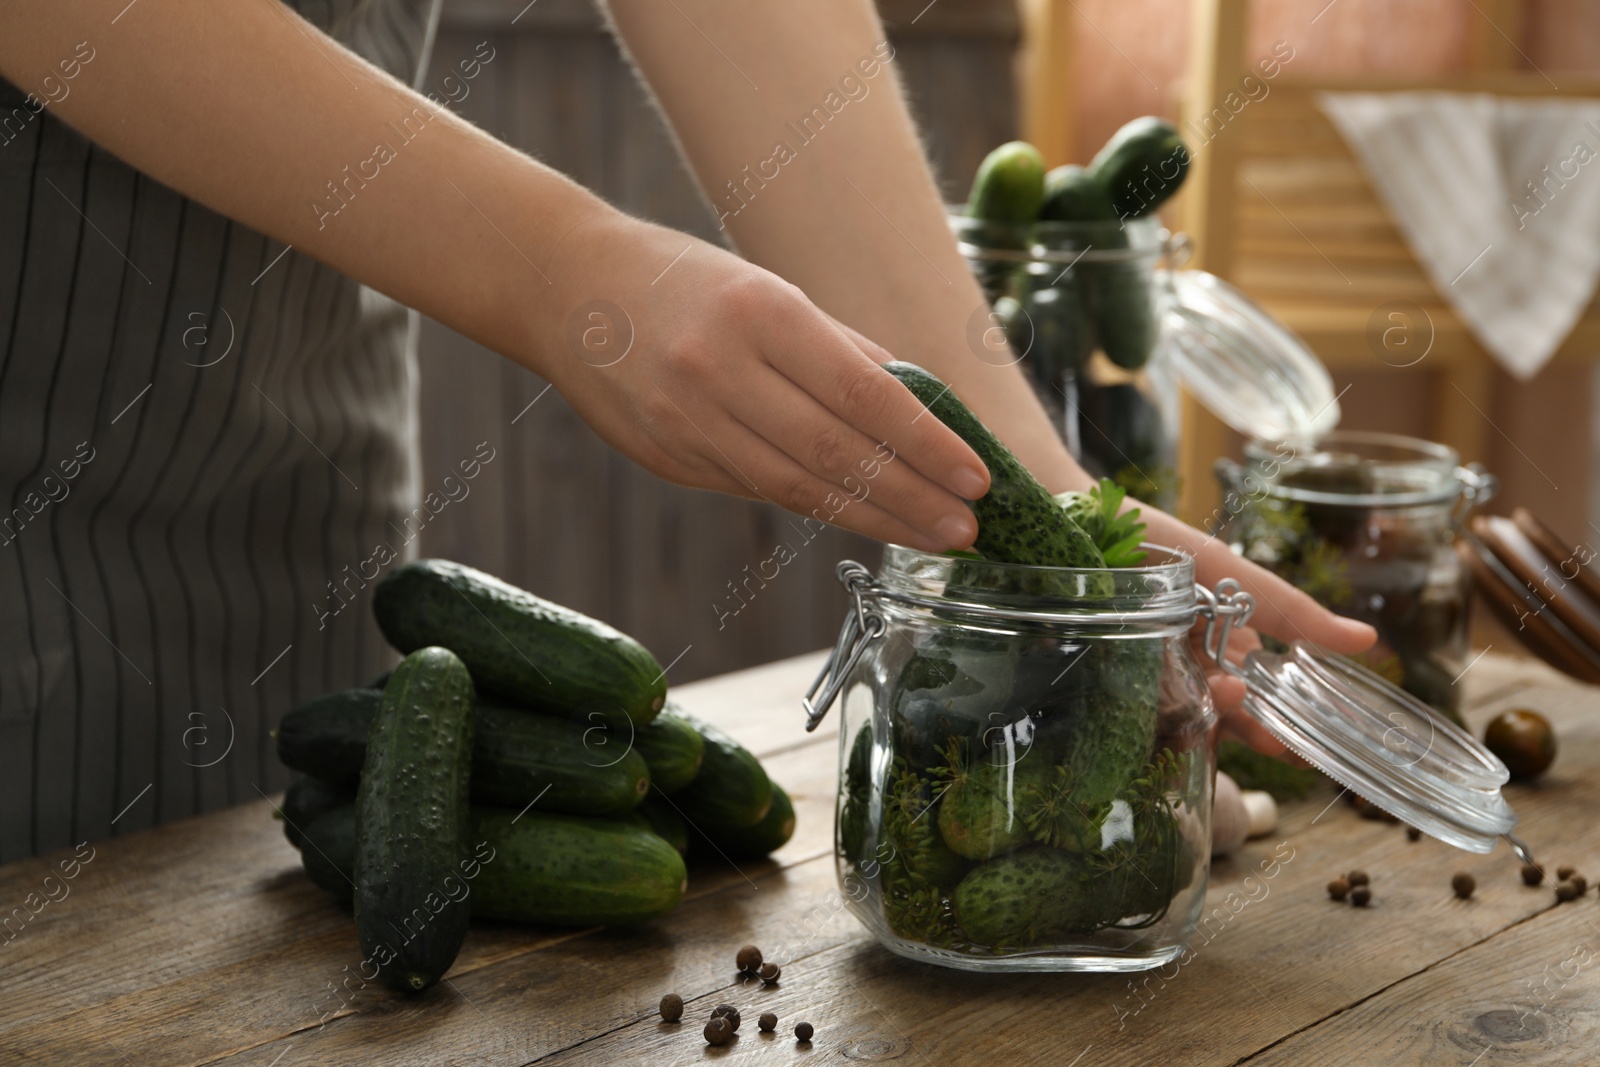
[
  {"xmin": 950, "ymin": 213, "xmax": 1183, "ymax": 511},
  {"xmin": 1213, "ymin": 432, "xmax": 1496, "ymax": 725}
]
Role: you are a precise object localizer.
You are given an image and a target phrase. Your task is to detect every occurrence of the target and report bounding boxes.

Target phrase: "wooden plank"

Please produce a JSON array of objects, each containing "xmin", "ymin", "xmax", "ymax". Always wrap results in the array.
[{"xmin": 1018, "ymin": 0, "xmax": 1076, "ymax": 167}]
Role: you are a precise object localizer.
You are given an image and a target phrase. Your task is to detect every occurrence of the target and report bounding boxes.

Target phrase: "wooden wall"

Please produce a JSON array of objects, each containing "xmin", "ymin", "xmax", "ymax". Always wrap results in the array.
[{"xmin": 414, "ymin": 0, "xmax": 1020, "ymax": 684}]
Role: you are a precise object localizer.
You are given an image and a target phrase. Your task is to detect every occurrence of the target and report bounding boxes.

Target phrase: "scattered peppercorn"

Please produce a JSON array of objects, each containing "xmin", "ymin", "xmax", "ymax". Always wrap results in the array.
[
  {"xmin": 711, "ymin": 1004, "xmax": 741, "ymax": 1032},
  {"xmin": 1406, "ymin": 826, "xmax": 1422, "ymax": 842},
  {"xmin": 1571, "ymin": 876, "xmax": 1589, "ymax": 896},
  {"xmin": 1327, "ymin": 877, "xmax": 1351, "ymax": 901},
  {"xmin": 1451, "ymin": 873, "xmax": 1475, "ymax": 899},
  {"xmin": 759, "ymin": 962, "xmax": 781, "ymax": 984},
  {"xmin": 1557, "ymin": 865, "xmax": 1576, "ymax": 882},
  {"xmin": 1522, "ymin": 863, "xmax": 1545, "ymax": 886},
  {"xmin": 1347, "ymin": 871, "xmax": 1370, "ymax": 887},
  {"xmin": 795, "ymin": 1021, "xmax": 814, "ymax": 1043},
  {"xmin": 736, "ymin": 944, "xmax": 763, "ymax": 974},
  {"xmin": 1351, "ymin": 887, "xmax": 1372, "ymax": 907},
  {"xmin": 759, "ymin": 1012, "xmax": 778, "ymax": 1033},
  {"xmin": 659, "ymin": 994, "xmax": 684, "ymax": 1023},
  {"xmin": 1557, "ymin": 881, "xmax": 1580, "ymax": 903},
  {"xmin": 704, "ymin": 1018, "xmax": 733, "ymax": 1046}
]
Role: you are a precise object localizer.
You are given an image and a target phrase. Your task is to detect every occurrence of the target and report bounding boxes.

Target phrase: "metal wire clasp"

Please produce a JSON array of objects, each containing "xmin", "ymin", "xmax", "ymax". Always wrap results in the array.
[
  {"xmin": 1196, "ymin": 579, "xmax": 1256, "ymax": 676},
  {"xmin": 801, "ymin": 561, "xmax": 887, "ymax": 732}
]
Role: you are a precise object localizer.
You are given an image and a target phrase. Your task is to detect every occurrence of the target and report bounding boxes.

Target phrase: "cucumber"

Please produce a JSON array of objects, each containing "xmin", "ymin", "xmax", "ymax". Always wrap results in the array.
[
  {"xmin": 966, "ymin": 141, "xmax": 1046, "ymax": 224},
  {"xmin": 277, "ymin": 687, "xmax": 651, "ymax": 816},
  {"xmin": 373, "ymin": 559, "xmax": 666, "ymax": 726},
  {"xmin": 1039, "ymin": 164, "xmax": 1116, "ymax": 222},
  {"xmin": 275, "ymin": 688, "xmax": 383, "ymax": 786},
  {"xmin": 1089, "ymin": 116, "xmax": 1190, "ymax": 220},
  {"xmin": 1075, "ymin": 381, "xmax": 1172, "ymax": 502},
  {"xmin": 636, "ymin": 795, "xmax": 690, "ymax": 857},
  {"xmin": 1083, "ymin": 252, "xmax": 1158, "ymax": 371},
  {"xmin": 632, "ymin": 703, "xmax": 704, "ymax": 795},
  {"xmin": 1014, "ymin": 270, "xmax": 1093, "ymax": 382},
  {"xmin": 690, "ymin": 781, "xmax": 797, "ymax": 860},
  {"xmin": 301, "ymin": 804, "xmax": 687, "ymax": 925},
  {"xmin": 883, "ymin": 362, "xmax": 1106, "ymax": 575},
  {"xmin": 670, "ymin": 711, "xmax": 772, "ymax": 828},
  {"xmin": 353, "ymin": 647, "xmax": 476, "ymax": 993},
  {"xmin": 278, "ymin": 775, "xmax": 355, "ymax": 849}
]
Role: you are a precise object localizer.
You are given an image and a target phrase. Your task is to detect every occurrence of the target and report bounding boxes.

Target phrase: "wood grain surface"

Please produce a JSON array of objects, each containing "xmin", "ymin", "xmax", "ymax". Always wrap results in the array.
[{"xmin": 3, "ymin": 651, "xmax": 1597, "ymax": 1066}]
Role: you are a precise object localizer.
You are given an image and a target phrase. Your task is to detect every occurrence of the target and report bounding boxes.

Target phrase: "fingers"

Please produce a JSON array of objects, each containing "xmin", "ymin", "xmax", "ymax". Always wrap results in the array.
[
  {"xmin": 761, "ymin": 302, "xmax": 991, "ymax": 503},
  {"xmin": 1141, "ymin": 504, "xmax": 1377, "ymax": 654},
  {"xmin": 655, "ymin": 398, "xmax": 964, "ymax": 551},
  {"xmin": 724, "ymin": 365, "xmax": 978, "ymax": 550}
]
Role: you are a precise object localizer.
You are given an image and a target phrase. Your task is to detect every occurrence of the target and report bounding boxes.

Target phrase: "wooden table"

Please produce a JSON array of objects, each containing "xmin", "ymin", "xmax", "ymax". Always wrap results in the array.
[{"xmin": 5, "ymin": 651, "xmax": 1599, "ymax": 1066}]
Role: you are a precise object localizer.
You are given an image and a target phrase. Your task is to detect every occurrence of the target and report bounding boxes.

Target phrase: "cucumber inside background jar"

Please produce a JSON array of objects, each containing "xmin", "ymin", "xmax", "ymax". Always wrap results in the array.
[
  {"xmin": 1213, "ymin": 432, "xmax": 1496, "ymax": 727},
  {"xmin": 951, "ymin": 212, "xmax": 1183, "ymax": 512}
]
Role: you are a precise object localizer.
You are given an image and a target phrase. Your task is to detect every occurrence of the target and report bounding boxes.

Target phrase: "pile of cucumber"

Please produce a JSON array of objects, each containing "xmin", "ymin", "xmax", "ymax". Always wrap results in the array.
[
  {"xmin": 275, "ymin": 559, "xmax": 794, "ymax": 993},
  {"xmin": 961, "ymin": 118, "xmax": 1190, "ymax": 506}
]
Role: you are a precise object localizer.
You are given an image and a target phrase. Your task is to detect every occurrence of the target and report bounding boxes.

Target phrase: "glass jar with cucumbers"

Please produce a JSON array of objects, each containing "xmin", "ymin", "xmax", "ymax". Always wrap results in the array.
[
  {"xmin": 951, "ymin": 122, "xmax": 1191, "ymax": 511},
  {"xmin": 803, "ymin": 363, "xmax": 1527, "ymax": 972}
]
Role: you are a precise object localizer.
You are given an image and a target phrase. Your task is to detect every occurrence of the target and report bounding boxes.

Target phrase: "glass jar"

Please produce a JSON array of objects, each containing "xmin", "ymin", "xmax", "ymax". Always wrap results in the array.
[
  {"xmin": 1213, "ymin": 432, "xmax": 1496, "ymax": 726},
  {"xmin": 950, "ymin": 213, "xmax": 1183, "ymax": 510},
  {"xmin": 807, "ymin": 545, "xmax": 1225, "ymax": 972}
]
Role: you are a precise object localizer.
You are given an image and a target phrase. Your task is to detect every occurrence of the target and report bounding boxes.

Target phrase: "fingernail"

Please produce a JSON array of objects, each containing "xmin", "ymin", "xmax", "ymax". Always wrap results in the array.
[
  {"xmin": 935, "ymin": 513, "xmax": 977, "ymax": 550},
  {"xmin": 950, "ymin": 466, "xmax": 989, "ymax": 500}
]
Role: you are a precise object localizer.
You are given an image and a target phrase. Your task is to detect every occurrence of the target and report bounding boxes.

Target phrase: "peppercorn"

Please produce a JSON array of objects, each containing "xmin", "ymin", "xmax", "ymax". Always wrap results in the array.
[
  {"xmin": 759, "ymin": 1012, "xmax": 778, "ymax": 1033},
  {"xmin": 1557, "ymin": 865, "xmax": 1576, "ymax": 881},
  {"xmin": 759, "ymin": 962, "xmax": 781, "ymax": 984},
  {"xmin": 1327, "ymin": 877, "xmax": 1351, "ymax": 901},
  {"xmin": 704, "ymin": 1018, "xmax": 733, "ymax": 1046},
  {"xmin": 736, "ymin": 944, "xmax": 763, "ymax": 974},
  {"xmin": 1351, "ymin": 886, "xmax": 1372, "ymax": 907},
  {"xmin": 1347, "ymin": 870, "xmax": 1370, "ymax": 887},
  {"xmin": 1571, "ymin": 875, "xmax": 1588, "ymax": 896},
  {"xmin": 1406, "ymin": 826, "xmax": 1422, "ymax": 842},
  {"xmin": 1522, "ymin": 863, "xmax": 1544, "ymax": 886},
  {"xmin": 795, "ymin": 1021, "xmax": 814, "ymax": 1043},
  {"xmin": 1451, "ymin": 873, "xmax": 1475, "ymax": 899},
  {"xmin": 1557, "ymin": 881, "xmax": 1580, "ymax": 903},
  {"xmin": 659, "ymin": 993, "xmax": 684, "ymax": 1022},
  {"xmin": 711, "ymin": 1004, "xmax": 741, "ymax": 1032}
]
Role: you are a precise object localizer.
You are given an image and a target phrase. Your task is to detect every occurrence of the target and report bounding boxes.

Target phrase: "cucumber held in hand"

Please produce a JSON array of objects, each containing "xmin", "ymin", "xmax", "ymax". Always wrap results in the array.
[
  {"xmin": 884, "ymin": 362, "xmax": 1107, "ymax": 577},
  {"xmin": 373, "ymin": 559, "xmax": 666, "ymax": 726},
  {"xmin": 301, "ymin": 804, "xmax": 687, "ymax": 925},
  {"xmin": 277, "ymin": 687, "xmax": 651, "ymax": 815},
  {"xmin": 1089, "ymin": 116, "xmax": 1190, "ymax": 220},
  {"xmin": 631, "ymin": 703, "xmax": 705, "ymax": 795},
  {"xmin": 670, "ymin": 711, "xmax": 772, "ymax": 828},
  {"xmin": 354, "ymin": 647, "xmax": 476, "ymax": 993}
]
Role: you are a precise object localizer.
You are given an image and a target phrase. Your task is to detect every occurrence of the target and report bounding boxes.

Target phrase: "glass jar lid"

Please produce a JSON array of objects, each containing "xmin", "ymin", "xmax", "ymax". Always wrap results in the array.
[
  {"xmin": 1200, "ymin": 582, "xmax": 1518, "ymax": 854},
  {"xmin": 1159, "ymin": 270, "xmax": 1341, "ymax": 443}
]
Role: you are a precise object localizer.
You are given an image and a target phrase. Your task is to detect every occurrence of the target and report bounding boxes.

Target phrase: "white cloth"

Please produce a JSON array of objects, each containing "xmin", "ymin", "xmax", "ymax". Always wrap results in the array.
[{"xmin": 1320, "ymin": 91, "xmax": 1600, "ymax": 380}]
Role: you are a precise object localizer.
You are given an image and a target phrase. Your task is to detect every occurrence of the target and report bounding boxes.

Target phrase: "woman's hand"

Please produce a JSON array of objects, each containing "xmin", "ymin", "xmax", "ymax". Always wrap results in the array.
[{"xmin": 538, "ymin": 216, "xmax": 990, "ymax": 552}]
